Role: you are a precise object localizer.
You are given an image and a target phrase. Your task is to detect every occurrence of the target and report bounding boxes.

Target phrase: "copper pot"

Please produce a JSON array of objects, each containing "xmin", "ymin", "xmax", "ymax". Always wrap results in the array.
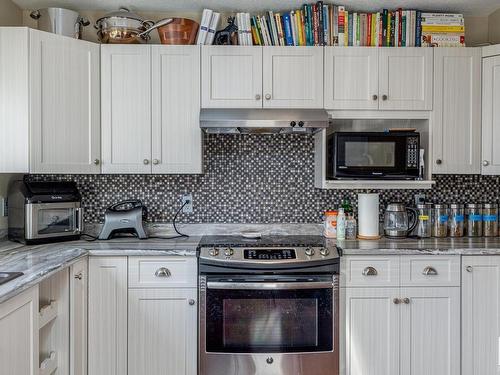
[{"xmin": 157, "ymin": 18, "xmax": 199, "ymax": 45}]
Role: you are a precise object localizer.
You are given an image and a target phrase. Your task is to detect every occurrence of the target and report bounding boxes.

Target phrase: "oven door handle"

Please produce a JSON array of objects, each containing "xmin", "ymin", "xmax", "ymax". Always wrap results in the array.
[{"xmin": 206, "ymin": 281, "xmax": 333, "ymax": 290}]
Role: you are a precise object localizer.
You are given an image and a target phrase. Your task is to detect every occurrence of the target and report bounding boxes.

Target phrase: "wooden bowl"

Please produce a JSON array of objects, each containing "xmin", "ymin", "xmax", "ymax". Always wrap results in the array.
[{"xmin": 157, "ymin": 18, "xmax": 199, "ymax": 45}]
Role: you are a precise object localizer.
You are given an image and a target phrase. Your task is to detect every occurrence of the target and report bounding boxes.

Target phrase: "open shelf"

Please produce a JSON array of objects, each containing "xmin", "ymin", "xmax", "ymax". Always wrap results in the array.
[
  {"xmin": 39, "ymin": 300, "xmax": 58, "ymax": 330},
  {"xmin": 321, "ymin": 179, "xmax": 435, "ymax": 190},
  {"xmin": 39, "ymin": 351, "xmax": 57, "ymax": 375}
]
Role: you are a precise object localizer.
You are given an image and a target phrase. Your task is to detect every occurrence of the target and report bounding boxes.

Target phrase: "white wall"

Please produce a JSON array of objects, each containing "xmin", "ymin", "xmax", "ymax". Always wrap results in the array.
[
  {"xmin": 489, "ymin": 8, "xmax": 500, "ymax": 44},
  {"xmin": 465, "ymin": 16, "xmax": 489, "ymax": 45},
  {"xmin": 0, "ymin": 0, "xmax": 21, "ymax": 26}
]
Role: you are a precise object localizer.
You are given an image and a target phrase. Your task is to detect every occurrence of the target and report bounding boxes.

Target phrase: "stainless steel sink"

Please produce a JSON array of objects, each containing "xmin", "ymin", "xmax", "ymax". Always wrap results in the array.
[{"xmin": 0, "ymin": 272, "xmax": 24, "ymax": 285}]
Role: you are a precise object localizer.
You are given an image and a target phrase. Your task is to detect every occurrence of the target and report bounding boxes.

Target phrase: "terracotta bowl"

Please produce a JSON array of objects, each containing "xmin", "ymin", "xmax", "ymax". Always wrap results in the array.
[{"xmin": 157, "ymin": 18, "xmax": 199, "ymax": 45}]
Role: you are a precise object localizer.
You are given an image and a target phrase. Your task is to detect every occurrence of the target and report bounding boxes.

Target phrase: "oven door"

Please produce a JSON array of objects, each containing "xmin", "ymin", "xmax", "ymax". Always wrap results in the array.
[
  {"xmin": 199, "ymin": 274, "xmax": 339, "ymax": 375},
  {"xmin": 330, "ymin": 132, "xmax": 418, "ymax": 179},
  {"xmin": 25, "ymin": 202, "xmax": 83, "ymax": 240}
]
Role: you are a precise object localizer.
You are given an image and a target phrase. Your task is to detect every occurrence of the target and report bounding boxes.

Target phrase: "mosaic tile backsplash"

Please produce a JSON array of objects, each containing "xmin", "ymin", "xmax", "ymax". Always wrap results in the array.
[{"xmin": 28, "ymin": 134, "xmax": 500, "ymax": 224}]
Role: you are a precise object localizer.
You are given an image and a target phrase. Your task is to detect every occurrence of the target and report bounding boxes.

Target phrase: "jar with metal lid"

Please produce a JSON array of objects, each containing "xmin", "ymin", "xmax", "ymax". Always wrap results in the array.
[
  {"xmin": 432, "ymin": 204, "xmax": 449, "ymax": 238},
  {"xmin": 483, "ymin": 203, "xmax": 498, "ymax": 237},
  {"xmin": 466, "ymin": 204, "xmax": 483, "ymax": 237},
  {"xmin": 449, "ymin": 204, "xmax": 465, "ymax": 237},
  {"xmin": 415, "ymin": 203, "xmax": 432, "ymax": 238}
]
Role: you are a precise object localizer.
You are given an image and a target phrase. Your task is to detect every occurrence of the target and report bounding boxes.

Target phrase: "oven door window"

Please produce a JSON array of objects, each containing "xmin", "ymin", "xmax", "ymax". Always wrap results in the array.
[
  {"xmin": 205, "ymin": 288, "xmax": 333, "ymax": 353},
  {"xmin": 37, "ymin": 208, "xmax": 76, "ymax": 235}
]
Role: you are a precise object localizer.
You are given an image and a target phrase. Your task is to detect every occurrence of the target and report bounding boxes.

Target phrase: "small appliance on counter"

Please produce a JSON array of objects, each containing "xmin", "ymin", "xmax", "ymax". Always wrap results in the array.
[
  {"xmin": 98, "ymin": 200, "xmax": 148, "ymax": 240},
  {"xmin": 383, "ymin": 203, "xmax": 418, "ymax": 238},
  {"xmin": 8, "ymin": 180, "xmax": 83, "ymax": 244}
]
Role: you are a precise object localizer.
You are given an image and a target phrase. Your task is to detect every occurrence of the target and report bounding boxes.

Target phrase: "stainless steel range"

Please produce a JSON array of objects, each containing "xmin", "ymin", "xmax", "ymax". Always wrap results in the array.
[{"xmin": 198, "ymin": 236, "xmax": 340, "ymax": 375}]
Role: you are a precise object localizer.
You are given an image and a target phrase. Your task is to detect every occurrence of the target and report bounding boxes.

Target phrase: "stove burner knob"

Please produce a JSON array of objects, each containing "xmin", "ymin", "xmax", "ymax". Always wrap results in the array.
[
  {"xmin": 224, "ymin": 248, "xmax": 234, "ymax": 257},
  {"xmin": 305, "ymin": 247, "xmax": 315, "ymax": 257},
  {"xmin": 320, "ymin": 248, "xmax": 330, "ymax": 256},
  {"xmin": 208, "ymin": 248, "xmax": 219, "ymax": 257}
]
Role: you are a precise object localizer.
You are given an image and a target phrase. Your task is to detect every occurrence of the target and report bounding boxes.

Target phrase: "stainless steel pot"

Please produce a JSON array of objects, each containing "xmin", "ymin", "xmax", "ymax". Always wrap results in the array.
[
  {"xmin": 95, "ymin": 8, "xmax": 173, "ymax": 44},
  {"xmin": 30, "ymin": 8, "xmax": 89, "ymax": 39}
]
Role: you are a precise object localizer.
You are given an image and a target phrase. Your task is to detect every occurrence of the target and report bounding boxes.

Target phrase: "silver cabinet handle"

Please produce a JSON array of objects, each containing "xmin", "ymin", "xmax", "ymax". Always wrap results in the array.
[
  {"xmin": 497, "ymin": 337, "xmax": 500, "ymax": 366},
  {"xmin": 436, "ymin": 159, "xmax": 442, "ymax": 165},
  {"xmin": 483, "ymin": 160, "xmax": 490, "ymax": 167},
  {"xmin": 93, "ymin": 159, "xmax": 100, "ymax": 165},
  {"xmin": 265, "ymin": 94, "xmax": 272, "ymax": 100},
  {"xmin": 362, "ymin": 266, "xmax": 378, "ymax": 276},
  {"xmin": 382, "ymin": 94, "xmax": 388, "ymax": 101},
  {"xmin": 466, "ymin": 266, "xmax": 473, "ymax": 273},
  {"xmin": 372, "ymin": 94, "xmax": 378, "ymax": 100},
  {"xmin": 152, "ymin": 159, "xmax": 160, "ymax": 165},
  {"xmin": 402, "ymin": 298, "xmax": 410, "ymax": 304},
  {"xmin": 154, "ymin": 267, "xmax": 171, "ymax": 278},
  {"xmin": 422, "ymin": 266, "xmax": 438, "ymax": 276},
  {"xmin": 188, "ymin": 299, "xmax": 195, "ymax": 306},
  {"xmin": 74, "ymin": 272, "xmax": 83, "ymax": 280},
  {"xmin": 255, "ymin": 94, "xmax": 261, "ymax": 100},
  {"xmin": 393, "ymin": 298, "xmax": 401, "ymax": 305},
  {"xmin": 143, "ymin": 159, "xmax": 150, "ymax": 165}
]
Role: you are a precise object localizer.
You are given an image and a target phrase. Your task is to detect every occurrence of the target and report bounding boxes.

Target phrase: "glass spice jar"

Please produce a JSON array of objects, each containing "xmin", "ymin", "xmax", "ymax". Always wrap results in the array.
[
  {"xmin": 483, "ymin": 203, "xmax": 498, "ymax": 237},
  {"xmin": 432, "ymin": 204, "xmax": 449, "ymax": 238},
  {"xmin": 449, "ymin": 204, "xmax": 465, "ymax": 237},
  {"xmin": 466, "ymin": 204, "xmax": 483, "ymax": 237},
  {"xmin": 416, "ymin": 203, "xmax": 432, "ymax": 238}
]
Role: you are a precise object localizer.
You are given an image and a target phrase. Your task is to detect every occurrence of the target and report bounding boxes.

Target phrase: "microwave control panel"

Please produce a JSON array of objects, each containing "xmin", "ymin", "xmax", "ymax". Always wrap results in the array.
[{"xmin": 406, "ymin": 136, "xmax": 419, "ymax": 169}]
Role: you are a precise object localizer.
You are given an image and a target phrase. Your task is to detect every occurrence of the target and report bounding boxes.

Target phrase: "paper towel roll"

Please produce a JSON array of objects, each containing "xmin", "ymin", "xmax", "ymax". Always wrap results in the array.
[{"xmin": 358, "ymin": 193, "xmax": 379, "ymax": 237}]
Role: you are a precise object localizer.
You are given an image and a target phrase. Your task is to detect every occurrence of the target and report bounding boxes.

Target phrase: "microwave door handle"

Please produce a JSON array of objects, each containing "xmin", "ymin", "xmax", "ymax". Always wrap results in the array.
[
  {"xmin": 206, "ymin": 281, "xmax": 333, "ymax": 290},
  {"xmin": 75, "ymin": 208, "xmax": 83, "ymax": 233}
]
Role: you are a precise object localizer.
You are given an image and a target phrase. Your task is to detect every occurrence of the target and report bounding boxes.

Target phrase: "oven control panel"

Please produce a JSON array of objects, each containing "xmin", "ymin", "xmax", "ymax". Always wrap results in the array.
[{"xmin": 244, "ymin": 249, "xmax": 296, "ymax": 260}]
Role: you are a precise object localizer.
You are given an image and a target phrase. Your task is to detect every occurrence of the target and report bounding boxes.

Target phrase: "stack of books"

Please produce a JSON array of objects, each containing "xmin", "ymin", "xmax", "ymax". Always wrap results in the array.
[{"xmin": 421, "ymin": 13, "xmax": 465, "ymax": 47}]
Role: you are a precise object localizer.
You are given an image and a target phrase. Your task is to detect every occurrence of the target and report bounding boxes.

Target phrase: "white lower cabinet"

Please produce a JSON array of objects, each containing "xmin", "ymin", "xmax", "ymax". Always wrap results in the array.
[
  {"xmin": 343, "ymin": 256, "xmax": 460, "ymax": 375},
  {"xmin": 462, "ymin": 256, "xmax": 500, "ymax": 375},
  {"xmin": 70, "ymin": 258, "xmax": 88, "ymax": 375},
  {"xmin": 0, "ymin": 286, "xmax": 39, "ymax": 375},
  {"xmin": 128, "ymin": 288, "xmax": 198, "ymax": 375},
  {"xmin": 88, "ymin": 256, "xmax": 128, "ymax": 375}
]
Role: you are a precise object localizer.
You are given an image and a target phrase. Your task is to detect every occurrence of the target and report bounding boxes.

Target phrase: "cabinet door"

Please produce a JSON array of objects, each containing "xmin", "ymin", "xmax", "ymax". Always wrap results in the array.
[
  {"xmin": 152, "ymin": 45, "xmax": 202, "ymax": 174},
  {"xmin": 400, "ymin": 287, "xmax": 460, "ymax": 375},
  {"xmin": 378, "ymin": 48, "xmax": 433, "ymax": 110},
  {"xmin": 30, "ymin": 30, "xmax": 101, "ymax": 174},
  {"xmin": 201, "ymin": 46, "xmax": 262, "ymax": 108},
  {"xmin": 324, "ymin": 47, "xmax": 379, "ymax": 110},
  {"xmin": 482, "ymin": 55, "xmax": 500, "ymax": 175},
  {"xmin": 88, "ymin": 257, "xmax": 127, "ymax": 375},
  {"xmin": 101, "ymin": 45, "xmax": 152, "ymax": 173},
  {"xmin": 432, "ymin": 48, "xmax": 481, "ymax": 174},
  {"xmin": 344, "ymin": 288, "xmax": 400, "ymax": 375},
  {"xmin": 462, "ymin": 257, "xmax": 500, "ymax": 375},
  {"xmin": 128, "ymin": 288, "xmax": 197, "ymax": 375},
  {"xmin": 263, "ymin": 46, "xmax": 324, "ymax": 108},
  {"xmin": 0, "ymin": 286, "xmax": 38, "ymax": 375},
  {"xmin": 70, "ymin": 258, "xmax": 88, "ymax": 375}
]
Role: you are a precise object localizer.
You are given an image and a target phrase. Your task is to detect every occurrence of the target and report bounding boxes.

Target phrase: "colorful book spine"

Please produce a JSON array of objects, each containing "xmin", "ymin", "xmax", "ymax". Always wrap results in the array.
[
  {"xmin": 282, "ymin": 13, "xmax": 294, "ymax": 46},
  {"xmin": 323, "ymin": 4, "xmax": 329, "ymax": 46},
  {"xmin": 416, "ymin": 10, "xmax": 422, "ymax": 46},
  {"xmin": 338, "ymin": 6, "xmax": 345, "ymax": 47},
  {"xmin": 402, "ymin": 11, "xmax": 407, "ymax": 47}
]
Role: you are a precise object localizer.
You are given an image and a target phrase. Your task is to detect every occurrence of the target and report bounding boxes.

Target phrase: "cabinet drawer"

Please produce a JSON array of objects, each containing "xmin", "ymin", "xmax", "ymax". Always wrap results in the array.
[
  {"xmin": 128, "ymin": 257, "xmax": 197, "ymax": 288},
  {"xmin": 400, "ymin": 256, "xmax": 460, "ymax": 287},
  {"xmin": 342, "ymin": 256, "xmax": 399, "ymax": 287}
]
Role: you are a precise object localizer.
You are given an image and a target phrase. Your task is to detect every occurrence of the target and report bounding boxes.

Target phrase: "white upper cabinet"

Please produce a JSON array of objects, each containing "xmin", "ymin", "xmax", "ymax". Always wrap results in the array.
[
  {"xmin": 262, "ymin": 46, "xmax": 324, "ymax": 108},
  {"xmin": 0, "ymin": 28, "xmax": 100, "ymax": 174},
  {"xmin": 202, "ymin": 46, "xmax": 263, "ymax": 108},
  {"xmin": 462, "ymin": 256, "xmax": 500, "ymax": 375},
  {"xmin": 324, "ymin": 47, "xmax": 379, "ymax": 110},
  {"xmin": 101, "ymin": 45, "xmax": 152, "ymax": 174},
  {"xmin": 30, "ymin": 30, "xmax": 101, "ymax": 174},
  {"xmin": 481, "ymin": 55, "xmax": 500, "ymax": 175},
  {"xmin": 378, "ymin": 48, "xmax": 433, "ymax": 110},
  {"xmin": 432, "ymin": 48, "xmax": 482, "ymax": 174},
  {"xmin": 151, "ymin": 45, "xmax": 202, "ymax": 174}
]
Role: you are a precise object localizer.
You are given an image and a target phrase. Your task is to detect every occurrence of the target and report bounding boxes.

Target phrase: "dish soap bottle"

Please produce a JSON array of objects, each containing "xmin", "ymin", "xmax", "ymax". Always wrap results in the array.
[{"xmin": 337, "ymin": 208, "xmax": 346, "ymax": 240}]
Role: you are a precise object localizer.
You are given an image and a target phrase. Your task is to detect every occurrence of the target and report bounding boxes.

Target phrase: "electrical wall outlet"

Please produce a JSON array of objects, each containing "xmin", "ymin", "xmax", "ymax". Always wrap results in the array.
[
  {"xmin": 414, "ymin": 194, "xmax": 426, "ymax": 206},
  {"xmin": 0, "ymin": 197, "xmax": 7, "ymax": 217},
  {"xmin": 182, "ymin": 194, "xmax": 193, "ymax": 214}
]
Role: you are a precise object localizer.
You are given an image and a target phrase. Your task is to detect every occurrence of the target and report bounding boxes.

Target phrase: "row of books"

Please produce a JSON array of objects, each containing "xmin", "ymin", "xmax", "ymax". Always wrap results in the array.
[
  {"xmin": 196, "ymin": 9, "xmax": 221, "ymax": 45},
  {"xmin": 246, "ymin": 2, "xmax": 465, "ymax": 47}
]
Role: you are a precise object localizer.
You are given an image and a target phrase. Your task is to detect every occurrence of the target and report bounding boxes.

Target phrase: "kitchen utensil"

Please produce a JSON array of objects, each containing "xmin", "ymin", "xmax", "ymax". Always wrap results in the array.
[
  {"xmin": 156, "ymin": 18, "xmax": 199, "ymax": 44},
  {"xmin": 95, "ymin": 8, "xmax": 172, "ymax": 44},
  {"xmin": 98, "ymin": 200, "xmax": 148, "ymax": 239},
  {"xmin": 30, "ymin": 8, "xmax": 89, "ymax": 39},
  {"xmin": 384, "ymin": 203, "xmax": 418, "ymax": 238},
  {"xmin": 358, "ymin": 193, "xmax": 380, "ymax": 238}
]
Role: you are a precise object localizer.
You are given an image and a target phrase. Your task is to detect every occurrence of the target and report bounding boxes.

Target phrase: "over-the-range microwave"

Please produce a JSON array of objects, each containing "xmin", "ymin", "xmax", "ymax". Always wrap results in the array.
[{"xmin": 327, "ymin": 131, "xmax": 420, "ymax": 180}]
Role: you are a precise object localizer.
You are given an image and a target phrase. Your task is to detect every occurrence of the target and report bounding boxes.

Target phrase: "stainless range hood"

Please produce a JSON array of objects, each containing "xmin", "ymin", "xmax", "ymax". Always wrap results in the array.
[{"xmin": 200, "ymin": 108, "xmax": 329, "ymax": 134}]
